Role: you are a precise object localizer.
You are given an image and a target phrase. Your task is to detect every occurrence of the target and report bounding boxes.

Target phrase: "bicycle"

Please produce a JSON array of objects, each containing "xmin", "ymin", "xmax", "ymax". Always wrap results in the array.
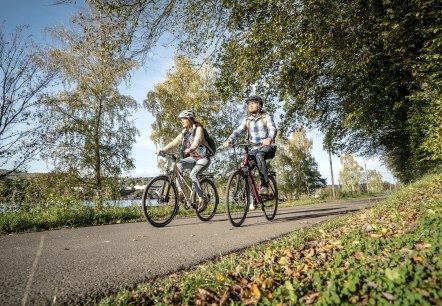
[
  {"xmin": 225, "ymin": 143, "xmax": 278, "ymax": 227},
  {"xmin": 141, "ymin": 152, "xmax": 219, "ymax": 227}
]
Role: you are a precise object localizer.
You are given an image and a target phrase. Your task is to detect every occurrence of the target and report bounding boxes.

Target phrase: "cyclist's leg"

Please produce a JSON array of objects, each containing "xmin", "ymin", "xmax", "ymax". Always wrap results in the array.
[
  {"xmin": 177, "ymin": 156, "xmax": 196, "ymax": 172},
  {"xmin": 251, "ymin": 145, "xmax": 276, "ymax": 187},
  {"xmin": 177, "ymin": 157, "xmax": 196, "ymax": 183},
  {"xmin": 189, "ymin": 156, "xmax": 211, "ymax": 198}
]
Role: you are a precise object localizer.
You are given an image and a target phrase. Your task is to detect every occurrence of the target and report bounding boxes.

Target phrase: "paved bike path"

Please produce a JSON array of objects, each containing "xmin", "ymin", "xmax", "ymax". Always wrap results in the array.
[{"xmin": 0, "ymin": 198, "xmax": 383, "ymax": 305}]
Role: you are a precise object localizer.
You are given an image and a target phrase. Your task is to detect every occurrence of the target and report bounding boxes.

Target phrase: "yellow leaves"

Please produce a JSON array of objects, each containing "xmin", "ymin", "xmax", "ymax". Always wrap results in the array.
[
  {"xmin": 412, "ymin": 256, "xmax": 423, "ymax": 263},
  {"xmin": 415, "ymin": 243, "xmax": 432, "ymax": 250},
  {"xmin": 277, "ymin": 256, "xmax": 291, "ymax": 266},
  {"xmin": 235, "ymin": 264, "xmax": 243, "ymax": 274},
  {"xmin": 251, "ymin": 284, "xmax": 261, "ymax": 299},
  {"xmin": 215, "ymin": 274, "xmax": 226, "ymax": 282},
  {"xmin": 369, "ymin": 233, "xmax": 383, "ymax": 238}
]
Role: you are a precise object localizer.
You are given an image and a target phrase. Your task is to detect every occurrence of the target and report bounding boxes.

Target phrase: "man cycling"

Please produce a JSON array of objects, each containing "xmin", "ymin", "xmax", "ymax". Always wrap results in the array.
[{"xmin": 223, "ymin": 95, "xmax": 277, "ymax": 195}]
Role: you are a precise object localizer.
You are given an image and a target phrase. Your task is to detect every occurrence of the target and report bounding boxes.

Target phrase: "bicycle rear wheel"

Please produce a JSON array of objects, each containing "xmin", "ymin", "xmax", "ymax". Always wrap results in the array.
[
  {"xmin": 261, "ymin": 175, "xmax": 278, "ymax": 220},
  {"xmin": 225, "ymin": 170, "xmax": 249, "ymax": 227},
  {"xmin": 142, "ymin": 175, "xmax": 178, "ymax": 227},
  {"xmin": 196, "ymin": 178, "xmax": 219, "ymax": 221}
]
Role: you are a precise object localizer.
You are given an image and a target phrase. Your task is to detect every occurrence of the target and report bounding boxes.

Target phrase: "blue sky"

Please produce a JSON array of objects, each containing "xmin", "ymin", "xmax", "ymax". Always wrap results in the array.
[{"xmin": 0, "ymin": 0, "xmax": 396, "ymax": 183}]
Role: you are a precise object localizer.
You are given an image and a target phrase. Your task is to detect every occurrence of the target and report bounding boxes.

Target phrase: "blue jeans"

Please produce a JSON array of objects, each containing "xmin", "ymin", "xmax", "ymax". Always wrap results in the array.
[
  {"xmin": 250, "ymin": 145, "xmax": 277, "ymax": 187},
  {"xmin": 177, "ymin": 156, "xmax": 211, "ymax": 198}
]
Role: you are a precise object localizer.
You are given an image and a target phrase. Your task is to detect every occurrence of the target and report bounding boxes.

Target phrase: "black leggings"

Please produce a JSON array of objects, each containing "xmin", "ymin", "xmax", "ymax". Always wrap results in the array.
[{"xmin": 250, "ymin": 145, "xmax": 277, "ymax": 186}]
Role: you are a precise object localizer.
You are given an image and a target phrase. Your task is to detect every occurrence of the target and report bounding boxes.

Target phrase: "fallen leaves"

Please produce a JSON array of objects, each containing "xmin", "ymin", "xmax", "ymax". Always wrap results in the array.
[{"xmin": 106, "ymin": 174, "xmax": 442, "ymax": 306}]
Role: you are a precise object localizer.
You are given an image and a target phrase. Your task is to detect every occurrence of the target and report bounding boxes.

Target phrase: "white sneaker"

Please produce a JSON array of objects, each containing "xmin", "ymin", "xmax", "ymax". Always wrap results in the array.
[{"xmin": 249, "ymin": 203, "xmax": 255, "ymax": 210}]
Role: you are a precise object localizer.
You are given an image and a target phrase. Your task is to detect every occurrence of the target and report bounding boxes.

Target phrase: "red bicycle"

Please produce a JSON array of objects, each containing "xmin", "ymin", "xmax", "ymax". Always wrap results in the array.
[{"xmin": 225, "ymin": 143, "xmax": 278, "ymax": 227}]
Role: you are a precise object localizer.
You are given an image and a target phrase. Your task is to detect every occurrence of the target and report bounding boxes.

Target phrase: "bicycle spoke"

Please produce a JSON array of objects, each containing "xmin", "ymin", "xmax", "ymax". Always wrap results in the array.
[
  {"xmin": 142, "ymin": 176, "xmax": 178, "ymax": 227},
  {"xmin": 226, "ymin": 170, "xmax": 249, "ymax": 227},
  {"xmin": 261, "ymin": 175, "xmax": 278, "ymax": 220},
  {"xmin": 195, "ymin": 178, "xmax": 219, "ymax": 221}
]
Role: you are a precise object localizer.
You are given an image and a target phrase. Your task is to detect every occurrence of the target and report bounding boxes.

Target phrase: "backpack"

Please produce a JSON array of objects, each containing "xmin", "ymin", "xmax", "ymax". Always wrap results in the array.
[
  {"xmin": 188, "ymin": 125, "xmax": 217, "ymax": 156},
  {"xmin": 202, "ymin": 127, "xmax": 217, "ymax": 156},
  {"xmin": 245, "ymin": 113, "xmax": 276, "ymax": 143}
]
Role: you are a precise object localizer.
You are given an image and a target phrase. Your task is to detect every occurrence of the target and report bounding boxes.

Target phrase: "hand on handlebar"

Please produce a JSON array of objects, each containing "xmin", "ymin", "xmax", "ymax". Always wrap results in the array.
[
  {"xmin": 223, "ymin": 141, "xmax": 232, "ymax": 148},
  {"xmin": 262, "ymin": 138, "xmax": 272, "ymax": 146},
  {"xmin": 155, "ymin": 150, "xmax": 165, "ymax": 157}
]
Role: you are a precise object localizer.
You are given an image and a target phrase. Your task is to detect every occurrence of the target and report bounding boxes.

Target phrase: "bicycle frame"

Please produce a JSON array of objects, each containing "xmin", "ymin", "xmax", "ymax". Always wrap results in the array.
[
  {"xmin": 143, "ymin": 152, "xmax": 219, "ymax": 227},
  {"xmin": 225, "ymin": 142, "xmax": 278, "ymax": 227},
  {"xmin": 240, "ymin": 145, "xmax": 262, "ymax": 205},
  {"xmin": 162, "ymin": 153, "xmax": 197, "ymax": 207}
]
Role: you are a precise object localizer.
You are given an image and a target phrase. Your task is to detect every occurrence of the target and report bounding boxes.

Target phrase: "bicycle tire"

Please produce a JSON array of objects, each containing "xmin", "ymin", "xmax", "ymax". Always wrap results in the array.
[
  {"xmin": 196, "ymin": 178, "xmax": 219, "ymax": 221},
  {"xmin": 142, "ymin": 175, "xmax": 178, "ymax": 227},
  {"xmin": 225, "ymin": 170, "xmax": 249, "ymax": 227},
  {"xmin": 261, "ymin": 175, "xmax": 278, "ymax": 220}
]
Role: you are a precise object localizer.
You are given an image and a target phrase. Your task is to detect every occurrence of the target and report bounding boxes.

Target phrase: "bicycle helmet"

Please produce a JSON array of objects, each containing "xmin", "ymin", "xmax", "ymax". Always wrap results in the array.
[
  {"xmin": 245, "ymin": 95, "xmax": 263, "ymax": 106},
  {"xmin": 178, "ymin": 109, "xmax": 195, "ymax": 119}
]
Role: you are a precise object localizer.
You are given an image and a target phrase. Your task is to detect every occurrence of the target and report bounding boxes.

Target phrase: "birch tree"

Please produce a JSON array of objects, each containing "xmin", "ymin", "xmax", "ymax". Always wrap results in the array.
[
  {"xmin": 144, "ymin": 54, "xmax": 242, "ymax": 175},
  {"xmin": 39, "ymin": 11, "xmax": 139, "ymax": 206},
  {"xmin": 273, "ymin": 127, "xmax": 325, "ymax": 200},
  {"xmin": 367, "ymin": 169, "xmax": 383, "ymax": 193},
  {"xmin": 339, "ymin": 154, "xmax": 363, "ymax": 193}
]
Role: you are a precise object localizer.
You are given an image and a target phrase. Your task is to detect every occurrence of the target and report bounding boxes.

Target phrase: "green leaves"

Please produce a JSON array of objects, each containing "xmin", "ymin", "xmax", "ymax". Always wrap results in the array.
[
  {"xmin": 385, "ymin": 268, "xmax": 403, "ymax": 283},
  {"xmin": 39, "ymin": 11, "xmax": 139, "ymax": 206}
]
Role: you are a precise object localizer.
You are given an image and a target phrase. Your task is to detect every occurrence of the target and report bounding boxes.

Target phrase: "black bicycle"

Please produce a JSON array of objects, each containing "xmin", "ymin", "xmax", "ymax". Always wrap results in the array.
[
  {"xmin": 142, "ymin": 152, "xmax": 219, "ymax": 227},
  {"xmin": 225, "ymin": 143, "xmax": 278, "ymax": 227}
]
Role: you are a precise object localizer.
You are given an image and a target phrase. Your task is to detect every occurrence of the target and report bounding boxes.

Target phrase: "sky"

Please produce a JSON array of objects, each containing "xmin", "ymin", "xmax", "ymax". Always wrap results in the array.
[{"xmin": 0, "ymin": 0, "xmax": 397, "ymax": 184}]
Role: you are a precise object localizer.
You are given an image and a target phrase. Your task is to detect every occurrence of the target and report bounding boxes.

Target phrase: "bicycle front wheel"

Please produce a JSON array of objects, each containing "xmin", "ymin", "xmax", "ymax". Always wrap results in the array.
[
  {"xmin": 196, "ymin": 178, "xmax": 219, "ymax": 221},
  {"xmin": 225, "ymin": 170, "xmax": 249, "ymax": 227},
  {"xmin": 142, "ymin": 175, "xmax": 178, "ymax": 227},
  {"xmin": 261, "ymin": 175, "xmax": 278, "ymax": 220}
]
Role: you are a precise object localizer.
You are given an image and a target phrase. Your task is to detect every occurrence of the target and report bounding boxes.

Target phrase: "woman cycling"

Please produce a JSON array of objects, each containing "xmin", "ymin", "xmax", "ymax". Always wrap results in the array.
[{"xmin": 155, "ymin": 110, "xmax": 211, "ymax": 212}]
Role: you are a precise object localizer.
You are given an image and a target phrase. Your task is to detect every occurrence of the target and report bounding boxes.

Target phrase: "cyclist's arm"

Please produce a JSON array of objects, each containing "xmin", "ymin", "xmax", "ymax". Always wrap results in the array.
[
  {"xmin": 226, "ymin": 118, "xmax": 247, "ymax": 144},
  {"xmin": 266, "ymin": 114, "xmax": 277, "ymax": 140},
  {"xmin": 162, "ymin": 132, "xmax": 184, "ymax": 152}
]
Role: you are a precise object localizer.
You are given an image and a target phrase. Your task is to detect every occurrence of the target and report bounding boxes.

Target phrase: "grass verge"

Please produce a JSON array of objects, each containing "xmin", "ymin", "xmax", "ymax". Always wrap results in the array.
[
  {"xmin": 0, "ymin": 199, "xmax": 144, "ymax": 234},
  {"xmin": 98, "ymin": 173, "xmax": 441, "ymax": 305}
]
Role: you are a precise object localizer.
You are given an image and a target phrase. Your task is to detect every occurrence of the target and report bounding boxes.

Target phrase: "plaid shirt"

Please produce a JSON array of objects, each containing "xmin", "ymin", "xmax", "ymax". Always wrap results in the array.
[{"xmin": 227, "ymin": 112, "xmax": 277, "ymax": 144}]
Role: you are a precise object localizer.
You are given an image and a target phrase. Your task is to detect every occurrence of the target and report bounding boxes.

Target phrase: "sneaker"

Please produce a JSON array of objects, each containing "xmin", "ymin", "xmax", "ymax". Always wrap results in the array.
[
  {"xmin": 249, "ymin": 203, "xmax": 255, "ymax": 211},
  {"xmin": 258, "ymin": 186, "xmax": 268, "ymax": 195},
  {"xmin": 197, "ymin": 197, "xmax": 208, "ymax": 213}
]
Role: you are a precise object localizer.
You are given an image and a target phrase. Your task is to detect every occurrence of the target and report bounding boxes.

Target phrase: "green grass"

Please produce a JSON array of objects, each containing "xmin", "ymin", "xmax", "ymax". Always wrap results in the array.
[
  {"xmin": 98, "ymin": 173, "xmax": 441, "ymax": 305},
  {"xmin": 0, "ymin": 198, "xmax": 144, "ymax": 234}
]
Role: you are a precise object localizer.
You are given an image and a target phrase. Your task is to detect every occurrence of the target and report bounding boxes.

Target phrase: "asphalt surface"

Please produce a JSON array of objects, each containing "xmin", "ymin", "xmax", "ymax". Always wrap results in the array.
[{"xmin": 0, "ymin": 198, "xmax": 383, "ymax": 305}]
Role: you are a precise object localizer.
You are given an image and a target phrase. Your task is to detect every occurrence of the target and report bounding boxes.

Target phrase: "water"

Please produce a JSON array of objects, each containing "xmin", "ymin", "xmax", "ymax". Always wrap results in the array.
[
  {"xmin": 83, "ymin": 199, "xmax": 142, "ymax": 208},
  {"xmin": 0, "ymin": 199, "xmax": 142, "ymax": 213}
]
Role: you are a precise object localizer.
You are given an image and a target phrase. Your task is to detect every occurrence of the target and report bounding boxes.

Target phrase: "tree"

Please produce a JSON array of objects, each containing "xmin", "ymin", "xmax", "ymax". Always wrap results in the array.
[
  {"xmin": 38, "ymin": 11, "xmax": 139, "ymax": 207},
  {"xmin": 90, "ymin": 0, "xmax": 442, "ymax": 182},
  {"xmin": 339, "ymin": 154, "xmax": 363, "ymax": 193},
  {"xmin": 272, "ymin": 127, "xmax": 325, "ymax": 200},
  {"xmin": 171, "ymin": 0, "xmax": 442, "ymax": 183},
  {"xmin": 366, "ymin": 169, "xmax": 383, "ymax": 193},
  {"xmin": 0, "ymin": 24, "xmax": 53, "ymax": 178},
  {"xmin": 144, "ymin": 54, "xmax": 243, "ymax": 176}
]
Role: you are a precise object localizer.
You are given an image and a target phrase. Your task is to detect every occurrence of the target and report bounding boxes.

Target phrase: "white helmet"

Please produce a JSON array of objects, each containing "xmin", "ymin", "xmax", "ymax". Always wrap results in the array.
[{"xmin": 178, "ymin": 109, "xmax": 195, "ymax": 119}]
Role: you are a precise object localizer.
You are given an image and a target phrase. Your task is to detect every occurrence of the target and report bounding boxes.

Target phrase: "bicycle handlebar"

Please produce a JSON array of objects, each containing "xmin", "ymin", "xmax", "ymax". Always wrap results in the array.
[
  {"xmin": 230, "ymin": 142, "xmax": 263, "ymax": 148},
  {"xmin": 158, "ymin": 151, "xmax": 179, "ymax": 160}
]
